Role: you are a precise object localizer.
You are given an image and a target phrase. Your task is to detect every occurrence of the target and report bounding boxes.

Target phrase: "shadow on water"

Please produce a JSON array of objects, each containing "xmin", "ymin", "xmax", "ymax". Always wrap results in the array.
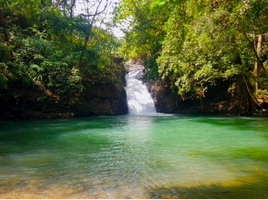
[
  {"xmin": 146, "ymin": 115, "xmax": 268, "ymax": 199},
  {"xmin": 192, "ymin": 116, "xmax": 268, "ymax": 133},
  {"xmin": 149, "ymin": 114, "xmax": 268, "ymax": 131},
  {"xmin": 147, "ymin": 179, "xmax": 268, "ymax": 199},
  {"xmin": 0, "ymin": 116, "xmax": 128, "ymax": 156},
  {"xmin": 230, "ymin": 147, "xmax": 268, "ymax": 162},
  {"xmin": 189, "ymin": 116, "xmax": 268, "ymax": 162}
]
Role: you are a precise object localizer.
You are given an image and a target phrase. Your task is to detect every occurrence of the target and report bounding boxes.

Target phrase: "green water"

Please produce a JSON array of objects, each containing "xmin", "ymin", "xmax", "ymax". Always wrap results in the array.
[{"xmin": 1, "ymin": 115, "xmax": 268, "ymax": 198}]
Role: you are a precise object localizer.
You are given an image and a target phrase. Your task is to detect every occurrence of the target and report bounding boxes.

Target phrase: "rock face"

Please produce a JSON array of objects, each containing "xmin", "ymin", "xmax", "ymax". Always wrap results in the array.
[
  {"xmin": 145, "ymin": 78, "xmax": 237, "ymax": 115},
  {"xmin": 0, "ymin": 67, "xmax": 128, "ymax": 120},
  {"xmin": 125, "ymin": 59, "xmax": 179, "ymax": 113},
  {"xmin": 125, "ymin": 59, "xmax": 268, "ymax": 116},
  {"xmin": 124, "ymin": 60, "xmax": 234, "ymax": 115},
  {"xmin": 76, "ymin": 81, "xmax": 128, "ymax": 116},
  {"xmin": 146, "ymin": 79, "xmax": 179, "ymax": 113},
  {"xmin": 125, "ymin": 60, "xmax": 145, "ymax": 72}
]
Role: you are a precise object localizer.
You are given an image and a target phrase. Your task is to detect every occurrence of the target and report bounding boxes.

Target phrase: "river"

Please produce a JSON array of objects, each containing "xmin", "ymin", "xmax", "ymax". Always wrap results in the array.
[{"xmin": 1, "ymin": 115, "xmax": 268, "ymax": 198}]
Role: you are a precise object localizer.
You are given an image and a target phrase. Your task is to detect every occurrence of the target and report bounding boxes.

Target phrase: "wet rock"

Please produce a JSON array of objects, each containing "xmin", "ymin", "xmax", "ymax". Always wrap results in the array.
[
  {"xmin": 125, "ymin": 60, "xmax": 144, "ymax": 73},
  {"xmin": 77, "ymin": 82, "xmax": 128, "ymax": 116},
  {"xmin": 0, "ymin": 65, "xmax": 128, "ymax": 120},
  {"xmin": 146, "ymin": 79, "xmax": 179, "ymax": 113}
]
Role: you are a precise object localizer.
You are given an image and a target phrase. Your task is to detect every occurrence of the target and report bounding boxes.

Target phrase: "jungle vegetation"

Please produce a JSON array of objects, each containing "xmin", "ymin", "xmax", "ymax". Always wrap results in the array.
[
  {"xmin": 115, "ymin": 0, "xmax": 268, "ymax": 115},
  {"xmin": 1, "ymin": 0, "xmax": 268, "ymax": 118},
  {"xmin": 0, "ymin": 0, "xmax": 124, "ymax": 119}
]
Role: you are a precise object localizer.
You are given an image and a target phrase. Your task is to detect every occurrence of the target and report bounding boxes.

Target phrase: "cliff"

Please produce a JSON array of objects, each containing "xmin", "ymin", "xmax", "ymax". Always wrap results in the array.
[{"xmin": 0, "ymin": 63, "xmax": 128, "ymax": 120}]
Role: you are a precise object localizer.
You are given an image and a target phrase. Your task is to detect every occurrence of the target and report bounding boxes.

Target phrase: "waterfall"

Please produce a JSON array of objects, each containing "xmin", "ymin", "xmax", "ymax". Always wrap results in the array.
[{"xmin": 125, "ymin": 70, "xmax": 157, "ymax": 115}]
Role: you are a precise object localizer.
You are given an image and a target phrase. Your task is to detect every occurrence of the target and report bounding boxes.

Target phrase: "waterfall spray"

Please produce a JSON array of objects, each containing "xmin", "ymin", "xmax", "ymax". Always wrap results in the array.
[{"xmin": 125, "ymin": 71, "xmax": 157, "ymax": 115}]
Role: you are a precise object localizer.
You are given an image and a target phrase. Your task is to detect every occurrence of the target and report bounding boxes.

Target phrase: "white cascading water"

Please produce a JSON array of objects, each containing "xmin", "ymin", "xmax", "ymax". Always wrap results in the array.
[{"xmin": 125, "ymin": 70, "xmax": 157, "ymax": 115}]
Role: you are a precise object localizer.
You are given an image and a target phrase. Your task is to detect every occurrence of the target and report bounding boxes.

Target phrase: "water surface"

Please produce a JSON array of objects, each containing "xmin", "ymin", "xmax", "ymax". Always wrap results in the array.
[{"xmin": 0, "ymin": 115, "xmax": 268, "ymax": 198}]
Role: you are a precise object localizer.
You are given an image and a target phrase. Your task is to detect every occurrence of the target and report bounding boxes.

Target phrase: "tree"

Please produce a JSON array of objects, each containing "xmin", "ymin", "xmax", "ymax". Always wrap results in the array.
[
  {"xmin": 116, "ymin": 0, "xmax": 268, "ymax": 115},
  {"xmin": 0, "ymin": 0, "xmax": 125, "ymax": 118}
]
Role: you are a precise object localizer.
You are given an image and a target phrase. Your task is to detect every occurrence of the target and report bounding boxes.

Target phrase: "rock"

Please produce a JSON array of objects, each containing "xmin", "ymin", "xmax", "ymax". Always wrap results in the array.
[
  {"xmin": 0, "ymin": 65, "xmax": 128, "ymax": 120},
  {"xmin": 146, "ymin": 79, "xmax": 179, "ymax": 113},
  {"xmin": 75, "ymin": 80, "xmax": 128, "ymax": 116},
  {"xmin": 125, "ymin": 60, "xmax": 179, "ymax": 113},
  {"xmin": 125, "ymin": 59, "xmax": 144, "ymax": 73}
]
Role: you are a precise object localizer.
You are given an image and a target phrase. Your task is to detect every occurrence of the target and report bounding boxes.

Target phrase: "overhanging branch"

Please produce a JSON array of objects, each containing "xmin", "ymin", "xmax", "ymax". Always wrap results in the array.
[{"xmin": 80, "ymin": 0, "xmax": 108, "ymax": 18}]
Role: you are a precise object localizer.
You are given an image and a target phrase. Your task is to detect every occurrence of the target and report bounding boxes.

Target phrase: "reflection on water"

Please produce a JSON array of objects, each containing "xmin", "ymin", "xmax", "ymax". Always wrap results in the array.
[{"xmin": 0, "ymin": 115, "xmax": 268, "ymax": 198}]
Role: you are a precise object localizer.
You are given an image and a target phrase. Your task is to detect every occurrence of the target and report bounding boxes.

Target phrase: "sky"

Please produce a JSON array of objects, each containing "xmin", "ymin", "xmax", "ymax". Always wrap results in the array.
[{"xmin": 75, "ymin": 0, "xmax": 125, "ymax": 38}]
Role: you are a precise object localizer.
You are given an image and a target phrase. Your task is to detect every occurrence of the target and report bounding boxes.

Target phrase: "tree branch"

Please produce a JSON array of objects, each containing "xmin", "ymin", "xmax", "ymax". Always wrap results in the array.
[
  {"xmin": 80, "ymin": 0, "xmax": 108, "ymax": 18},
  {"xmin": 70, "ymin": 0, "xmax": 76, "ymax": 18}
]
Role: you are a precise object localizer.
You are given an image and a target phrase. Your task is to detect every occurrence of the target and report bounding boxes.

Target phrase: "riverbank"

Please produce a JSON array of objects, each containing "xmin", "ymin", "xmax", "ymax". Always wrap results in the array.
[
  {"xmin": 0, "ymin": 81, "xmax": 128, "ymax": 121},
  {"xmin": 148, "ymin": 78, "xmax": 268, "ymax": 116},
  {"xmin": 1, "ymin": 59, "xmax": 267, "ymax": 121},
  {"xmin": 0, "ymin": 60, "xmax": 128, "ymax": 121}
]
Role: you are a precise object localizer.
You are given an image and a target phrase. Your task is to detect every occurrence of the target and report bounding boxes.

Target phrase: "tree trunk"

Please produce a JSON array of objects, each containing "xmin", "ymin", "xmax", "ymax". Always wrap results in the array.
[
  {"xmin": 83, "ymin": 27, "xmax": 91, "ymax": 49},
  {"xmin": 236, "ymin": 74, "xmax": 253, "ymax": 116},
  {"xmin": 253, "ymin": 34, "xmax": 262, "ymax": 94}
]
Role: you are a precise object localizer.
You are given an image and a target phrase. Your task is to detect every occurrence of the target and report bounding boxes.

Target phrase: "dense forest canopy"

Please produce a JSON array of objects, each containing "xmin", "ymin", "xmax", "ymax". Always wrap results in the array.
[
  {"xmin": 115, "ymin": 0, "xmax": 268, "ymax": 115},
  {"xmin": 0, "ymin": 0, "xmax": 126, "ymax": 119}
]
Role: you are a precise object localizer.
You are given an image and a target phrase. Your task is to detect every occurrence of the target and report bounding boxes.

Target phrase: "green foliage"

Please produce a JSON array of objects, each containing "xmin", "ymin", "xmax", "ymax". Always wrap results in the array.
[
  {"xmin": 114, "ymin": 0, "xmax": 167, "ymax": 59},
  {"xmin": 8, "ymin": 35, "xmax": 82, "ymax": 96},
  {"xmin": 0, "ymin": 0, "xmax": 124, "ymax": 111},
  {"xmin": 115, "ymin": 0, "xmax": 268, "ymax": 115},
  {"xmin": 0, "ymin": 62, "xmax": 9, "ymax": 88},
  {"xmin": 142, "ymin": 54, "xmax": 160, "ymax": 81},
  {"xmin": 116, "ymin": 0, "xmax": 268, "ymax": 115}
]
